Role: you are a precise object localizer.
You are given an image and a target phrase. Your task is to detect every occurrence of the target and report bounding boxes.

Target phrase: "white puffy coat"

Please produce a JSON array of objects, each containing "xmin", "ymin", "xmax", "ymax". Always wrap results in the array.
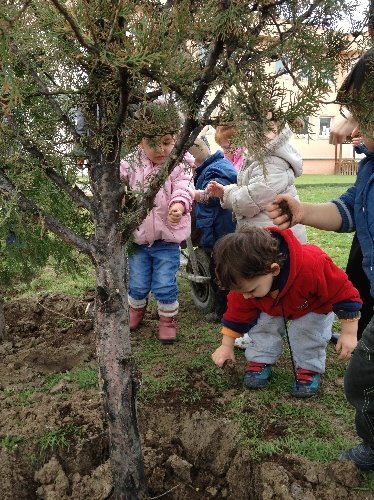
[{"xmin": 221, "ymin": 127, "xmax": 307, "ymax": 243}]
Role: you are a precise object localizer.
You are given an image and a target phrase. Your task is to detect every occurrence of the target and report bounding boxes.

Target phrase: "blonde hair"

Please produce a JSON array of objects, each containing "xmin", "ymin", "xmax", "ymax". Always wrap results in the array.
[{"xmin": 214, "ymin": 125, "xmax": 237, "ymax": 147}]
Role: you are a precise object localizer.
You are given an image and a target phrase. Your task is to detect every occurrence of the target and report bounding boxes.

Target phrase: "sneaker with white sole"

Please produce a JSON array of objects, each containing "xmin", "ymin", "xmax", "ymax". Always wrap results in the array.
[
  {"xmin": 340, "ymin": 442, "xmax": 374, "ymax": 471},
  {"xmin": 234, "ymin": 333, "xmax": 252, "ymax": 349}
]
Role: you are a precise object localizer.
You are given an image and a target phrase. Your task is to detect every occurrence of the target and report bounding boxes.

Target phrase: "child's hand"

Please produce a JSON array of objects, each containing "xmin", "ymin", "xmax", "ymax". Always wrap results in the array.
[
  {"xmin": 351, "ymin": 127, "xmax": 363, "ymax": 147},
  {"xmin": 212, "ymin": 345, "xmax": 235, "ymax": 368},
  {"xmin": 167, "ymin": 202, "xmax": 185, "ymax": 225},
  {"xmin": 206, "ymin": 181, "xmax": 225, "ymax": 198},
  {"xmin": 335, "ymin": 321, "xmax": 358, "ymax": 360},
  {"xmin": 352, "ymin": 136, "xmax": 362, "ymax": 147}
]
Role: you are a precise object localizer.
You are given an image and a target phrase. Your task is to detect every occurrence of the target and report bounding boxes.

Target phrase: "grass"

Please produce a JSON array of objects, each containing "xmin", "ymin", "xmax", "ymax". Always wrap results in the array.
[
  {"xmin": 13, "ymin": 260, "xmax": 95, "ymax": 298},
  {"xmin": 5, "ymin": 174, "xmax": 373, "ymax": 489},
  {"xmin": 295, "ymin": 174, "xmax": 355, "ymax": 268},
  {"xmin": 1, "ymin": 435, "xmax": 23, "ymax": 451},
  {"xmin": 41, "ymin": 366, "xmax": 98, "ymax": 392},
  {"xmin": 132, "ymin": 175, "xmax": 367, "ymax": 470},
  {"xmin": 35, "ymin": 422, "xmax": 84, "ymax": 451}
]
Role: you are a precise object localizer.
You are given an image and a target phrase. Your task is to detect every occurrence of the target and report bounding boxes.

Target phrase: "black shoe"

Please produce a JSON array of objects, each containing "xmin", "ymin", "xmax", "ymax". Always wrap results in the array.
[{"xmin": 340, "ymin": 442, "xmax": 374, "ymax": 471}]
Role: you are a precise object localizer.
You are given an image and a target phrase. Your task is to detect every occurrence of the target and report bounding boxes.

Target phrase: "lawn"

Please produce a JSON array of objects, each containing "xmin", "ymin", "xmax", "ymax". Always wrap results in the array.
[
  {"xmin": 295, "ymin": 174, "xmax": 355, "ymax": 268},
  {"xmin": 4, "ymin": 173, "xmax": 373, "ymax": 497}
]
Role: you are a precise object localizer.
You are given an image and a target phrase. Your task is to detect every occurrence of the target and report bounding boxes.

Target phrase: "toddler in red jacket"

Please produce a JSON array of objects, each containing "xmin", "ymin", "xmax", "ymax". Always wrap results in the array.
[{"xmin": 211, "ymin": 226, "xmax": 361, "ymax": 397}]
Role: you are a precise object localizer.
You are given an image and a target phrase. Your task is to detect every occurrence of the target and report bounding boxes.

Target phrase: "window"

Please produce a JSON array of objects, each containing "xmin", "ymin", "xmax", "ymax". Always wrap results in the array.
[
  {"xmin": 274, "ymin": 59, "xmax": 289, "ymax": 77},
  {"xmin": 319, "ymin": 117, "xmax": 331, "ymax": 138}
]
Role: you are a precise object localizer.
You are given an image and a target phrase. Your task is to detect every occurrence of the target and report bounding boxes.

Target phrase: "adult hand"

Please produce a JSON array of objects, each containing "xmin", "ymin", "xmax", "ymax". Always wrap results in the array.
[
  {"xmin": 329, "ymin": 114, "xmax": 358, "ymax": 145},
  {"xmin": 266, "ymin": 194, "xmax": 303, "ymax": 229}
]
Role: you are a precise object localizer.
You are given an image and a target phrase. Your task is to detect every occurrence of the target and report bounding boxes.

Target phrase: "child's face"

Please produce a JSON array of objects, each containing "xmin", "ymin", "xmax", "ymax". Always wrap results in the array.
[
  {"xmin": 140, "ymin": 134, "xmax": 175, "ymax": 164},
  {"xmin": 233, "ymin": 264, "xmax": 280, "ymax": 299}
]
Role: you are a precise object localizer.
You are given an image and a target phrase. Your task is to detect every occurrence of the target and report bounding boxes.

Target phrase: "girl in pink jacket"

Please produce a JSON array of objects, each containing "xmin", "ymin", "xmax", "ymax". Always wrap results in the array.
[{"xmin": 120, "ymin": 132, "xmax": 194, "ymax": 344}]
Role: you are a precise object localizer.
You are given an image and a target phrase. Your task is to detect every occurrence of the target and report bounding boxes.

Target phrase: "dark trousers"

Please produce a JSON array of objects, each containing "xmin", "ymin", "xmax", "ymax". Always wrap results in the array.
[
  {"xmin": 346, "ymin": 233, "xmax": 374, "ymax": 339},
  {"xmin": 344, "ymin": 315, "xmax": 374, "ymax": 448},
  {"xmin": 208, "ymin": 251, "xmax": 228, "ymax": 318}
]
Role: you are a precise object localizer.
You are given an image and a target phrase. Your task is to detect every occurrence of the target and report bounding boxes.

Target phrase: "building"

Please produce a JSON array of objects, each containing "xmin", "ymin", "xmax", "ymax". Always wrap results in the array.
[{"xmin": 204, "ymin": 34, "xmax": 369, "ymax": 175}]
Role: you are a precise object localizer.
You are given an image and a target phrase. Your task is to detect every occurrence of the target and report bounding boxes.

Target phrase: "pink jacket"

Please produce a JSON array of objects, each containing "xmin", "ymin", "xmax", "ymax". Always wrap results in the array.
[
  {"xmin": 224, "ymin": 147, "xmax": 246, "ymax": 172},
  {"xmin": 120, "ymin": 148, "xmax": 195, "ymax": 245}
]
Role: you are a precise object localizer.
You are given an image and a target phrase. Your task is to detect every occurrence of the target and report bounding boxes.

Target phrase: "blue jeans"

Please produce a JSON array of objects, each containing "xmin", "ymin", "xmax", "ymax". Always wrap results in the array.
[{"xmin": 128, "ymin": 241, "xmax": 180, "ymax": 305}]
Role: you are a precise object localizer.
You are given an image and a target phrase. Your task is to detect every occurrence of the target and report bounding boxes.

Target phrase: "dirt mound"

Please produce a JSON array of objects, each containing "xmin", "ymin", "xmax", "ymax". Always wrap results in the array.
[{"xmin": 0, "ymin": 294, "xmax": 372, "ymax": 499}]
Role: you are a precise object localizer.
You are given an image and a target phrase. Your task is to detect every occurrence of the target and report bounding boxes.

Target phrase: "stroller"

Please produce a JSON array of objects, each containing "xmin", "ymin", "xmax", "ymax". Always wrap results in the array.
[{"xmin": 179, "ymin": 207, "xmax": 216, "ymax": 314}]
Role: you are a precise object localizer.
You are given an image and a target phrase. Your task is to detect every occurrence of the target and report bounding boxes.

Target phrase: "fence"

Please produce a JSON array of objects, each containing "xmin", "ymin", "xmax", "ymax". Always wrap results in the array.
[{"xmin": 334, "ymin": 159, "xmax": 359, "ymax": 175}]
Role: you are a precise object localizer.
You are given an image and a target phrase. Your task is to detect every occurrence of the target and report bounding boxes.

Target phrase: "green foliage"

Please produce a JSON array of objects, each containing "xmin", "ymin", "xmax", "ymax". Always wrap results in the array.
[
  {"xmin": 14, "ymin": 260, "xmax": 94, "ymax": 297},
  {"xmin": 358, "ymin": 472, "xmax": 374, "ymax": 492},
  {"xmin": 42, "ymin": 366, "xmax": 98, "ymax": 392},
  {"xmin": 1, "ymin": 435, "xmax": 23, "ymax": 451},
  {"xmin": 35, "ymin": 423, "xmax": 84, "ymax": 451},
  {"xmin": 0, "ymin": 1, "xmax": 369, "ymax": 242}
]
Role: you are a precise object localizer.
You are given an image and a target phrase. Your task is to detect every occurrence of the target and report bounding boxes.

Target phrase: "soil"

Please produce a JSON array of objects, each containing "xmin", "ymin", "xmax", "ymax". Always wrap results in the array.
[{"xmin": 0, "ymin": 293, "xmax": 372, "ymax": 499}]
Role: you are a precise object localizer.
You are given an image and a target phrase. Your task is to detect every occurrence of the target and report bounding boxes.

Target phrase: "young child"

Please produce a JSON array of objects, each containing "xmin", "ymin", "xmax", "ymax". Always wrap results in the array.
[
  {"xmin": 120, "ymin": 104, "xmax": 194, "ymax": 344},
  {"xmin": 214, "ymin": 125, "xmax": 246, "ymax": 172},
  {"xmin": 188, "ymin": 138, "xmax": 238, "ymax": 322},
  {"xmin": 208, "ymin": 125, "xmax": 307, "ymax": 244},
  {"xmin": 267, "ymin": 47, "xmax": 374, "ymax": 467},
  {"xmin": 211, "ymin": 226, "xmax": 361, "ymax": 398}
]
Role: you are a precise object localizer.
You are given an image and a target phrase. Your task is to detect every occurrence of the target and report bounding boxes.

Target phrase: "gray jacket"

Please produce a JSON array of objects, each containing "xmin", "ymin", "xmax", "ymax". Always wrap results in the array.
[{"xmin": 221, "ymin": 127, "xmax": 307, "ymax": 243}]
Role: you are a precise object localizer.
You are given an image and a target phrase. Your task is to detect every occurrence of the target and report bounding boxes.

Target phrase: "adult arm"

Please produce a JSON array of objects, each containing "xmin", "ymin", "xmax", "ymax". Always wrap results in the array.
[
  {"xmin": 266, "ymin": 195, "xmax": 343, "ymax": 231},
  {"xmin": 329, "ymin": 113, "xmax": 358, "ymax": 145}
]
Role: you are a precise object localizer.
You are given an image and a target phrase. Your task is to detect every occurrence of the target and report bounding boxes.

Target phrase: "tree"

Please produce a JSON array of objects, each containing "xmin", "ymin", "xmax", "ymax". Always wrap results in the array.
[{"xmin": 0, "ymin": 1, "xmax": 369, "ymax": 497}]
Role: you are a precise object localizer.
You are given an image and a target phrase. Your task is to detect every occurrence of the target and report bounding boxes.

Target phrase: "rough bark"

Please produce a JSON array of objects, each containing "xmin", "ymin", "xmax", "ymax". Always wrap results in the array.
[
  {"xmin": 91, "ymin": 156, "xmax": 147, "ymax": 498},
  {"xmin": 95, "ymin": 253, "xmax": 147, "ymax": 499},
  {"xmin": 0, "ymin": 295, "xmax": 5, "ymax": 341}
]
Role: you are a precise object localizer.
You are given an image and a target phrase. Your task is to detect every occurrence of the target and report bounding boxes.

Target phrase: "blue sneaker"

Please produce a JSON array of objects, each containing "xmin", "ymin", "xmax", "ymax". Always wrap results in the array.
[
  {"xmin": 340, "ymin": 442, "xmax": 374, "ymax": 471},
  {"xmin": 243, "ymin": 362, "xmax": 272, "ymax": 389},
  {"xmin": 291, "ymin": 368, "xmax": 320, "ymax": 398}
]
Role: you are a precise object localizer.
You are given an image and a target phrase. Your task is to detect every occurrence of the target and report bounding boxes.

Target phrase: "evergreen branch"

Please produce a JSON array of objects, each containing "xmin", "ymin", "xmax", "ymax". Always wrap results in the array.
[
  {"xmin": 237, "ymin": 0, "xmax": 325, "ymax": 69},
  {"xmin": 0, "ymin": 169, "xmax": 94, "ymax": 257},
  {"xmin": 18, "ymin": 136, "xmax": 92, "ymax": 213},
  {"xmin": 114, "ymin": 67, "xmax": 130, "ymax": 131},
  {"xmin": 28, "ymin": 90, "xmax": 84, "ymax": 97},
  {"xmin": 6, "ymin": 0, "xmax": 32, "ymax": 26},
  {"xmin": 10, "ymin": 43, "xmax": 97, "ymax": 159},
  {"xmin": 106, "ymin": 0, "xmax": 125, "ymax": 47},
  {"xmin": 49, "ymin": 0, "xmax": 99, "ymax": 55},
  {"xmin": 139, "ymin": 67, "xmax": 187, "ymax": 98},
  {"xmin": 80, "ymin": 0, "xmax": 101, "ymax": 46},
  {"xmin": 11, "ymin": 44, "xmax": 80, "ymax": 140}
]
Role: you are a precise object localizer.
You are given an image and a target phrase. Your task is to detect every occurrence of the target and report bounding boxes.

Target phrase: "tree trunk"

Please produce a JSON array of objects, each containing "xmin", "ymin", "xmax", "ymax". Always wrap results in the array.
[
  {"xmin": 95, "ymin": 244, "xmax": 147, "ymax": 499},
  {"xmin": 0, "ymin": 295, "xmax": 5, "ymax": 341}
]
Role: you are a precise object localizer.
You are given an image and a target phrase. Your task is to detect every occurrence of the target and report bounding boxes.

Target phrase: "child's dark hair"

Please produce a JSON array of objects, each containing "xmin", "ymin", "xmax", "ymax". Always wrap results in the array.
[
  {"xmin": 336, "ymin": 48, "xmax": 374, "ymax": 104},
  {"xmin": 336, "ymin": 48, "xmax": 374, "ymax": 134},
  {"xmin": 213, "ymin": 226, "xmax": 284, "ymax": 290}
]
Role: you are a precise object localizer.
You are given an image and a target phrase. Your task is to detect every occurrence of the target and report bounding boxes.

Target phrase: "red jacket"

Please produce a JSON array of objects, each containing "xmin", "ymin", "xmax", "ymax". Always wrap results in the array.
[{"xmin": 222, "ymin": 228, "xmax": 362, "ymax": 336}]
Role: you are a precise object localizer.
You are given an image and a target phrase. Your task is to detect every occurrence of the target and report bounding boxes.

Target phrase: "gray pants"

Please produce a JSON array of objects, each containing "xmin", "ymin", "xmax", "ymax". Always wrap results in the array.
[{"xmin": 245, "ymin": 311, "xmax": 334, "ymax": 373}]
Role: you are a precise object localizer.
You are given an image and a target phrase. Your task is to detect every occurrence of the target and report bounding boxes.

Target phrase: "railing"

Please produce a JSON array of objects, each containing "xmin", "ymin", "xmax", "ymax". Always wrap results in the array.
[{"xmin": 334, "ymin": 159, "xmax": 359, "ymax": 175}]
